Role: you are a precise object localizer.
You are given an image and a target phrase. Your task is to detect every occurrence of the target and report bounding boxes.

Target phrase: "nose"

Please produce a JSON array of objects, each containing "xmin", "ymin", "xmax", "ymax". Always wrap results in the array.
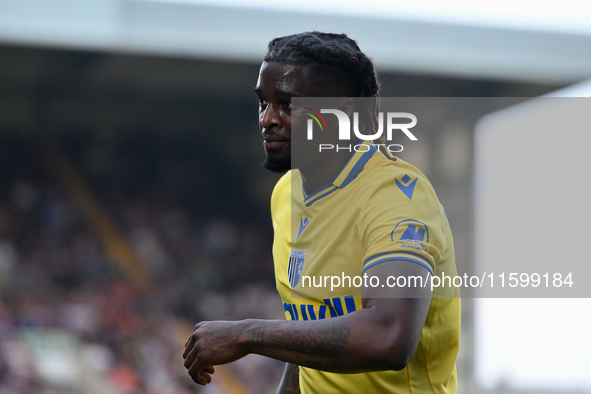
[{"xmin": 260, "ymin": 103, "xmax": 281, "ymax": 130}]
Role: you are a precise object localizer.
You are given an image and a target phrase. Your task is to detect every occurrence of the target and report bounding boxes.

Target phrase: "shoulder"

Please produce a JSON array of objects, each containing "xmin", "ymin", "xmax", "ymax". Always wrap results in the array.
[
  {"xmin": 271, "ymin": 171, "xmax": 292, "ymax": 202},
  {"xmin": 270, "ymin": 171, "xmax": 296, "ymax": 219},
  {"xmin": 362, "ymin": 153, "xmax": 439, "ymax": 205}
]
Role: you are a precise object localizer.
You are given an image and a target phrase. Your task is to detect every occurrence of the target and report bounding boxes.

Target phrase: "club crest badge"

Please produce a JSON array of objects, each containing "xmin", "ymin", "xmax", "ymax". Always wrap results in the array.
[{"xmin": 288, "ymin": 249, "xmax": 306, "ymax": 288}]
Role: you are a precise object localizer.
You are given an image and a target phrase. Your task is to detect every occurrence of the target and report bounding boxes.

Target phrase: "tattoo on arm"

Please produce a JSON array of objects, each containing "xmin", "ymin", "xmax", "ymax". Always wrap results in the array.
[
  {"xmin": 250, "ymin": 319, "xmax": 352, "ymax": 372},
  {"xmin": 249, "ymin": 325, "xmax": 267, "ymax": 344},
  {"xmin": 203, "ymin": 325, "xmax": 242, "ymax": 352}
]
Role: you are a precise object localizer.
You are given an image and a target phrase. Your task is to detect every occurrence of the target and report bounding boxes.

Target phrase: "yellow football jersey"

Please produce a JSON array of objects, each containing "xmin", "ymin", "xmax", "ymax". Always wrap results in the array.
[{"xmin": 271, "ymin": 142, "xmax": 461, "ymax": 393}]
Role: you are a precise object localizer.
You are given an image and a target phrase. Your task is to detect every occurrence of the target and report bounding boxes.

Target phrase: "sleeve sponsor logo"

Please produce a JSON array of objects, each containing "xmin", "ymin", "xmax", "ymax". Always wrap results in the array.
[{"xmin": 391, "ymin": 219, "xmax": 429, "ymax": 252}]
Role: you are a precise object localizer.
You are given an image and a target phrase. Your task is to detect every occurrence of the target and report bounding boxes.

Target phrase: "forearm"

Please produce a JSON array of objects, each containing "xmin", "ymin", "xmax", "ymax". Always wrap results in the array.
[
  {"xmin": 241, "ymin": 306, "xmax": 415, "ymax": 373},
  {"xmin": 276, "ymin": 362, "xmax": 300, "ymax": 394},
  {"xmin": 184, "ymin": 261, "xmax": 431, "ymax": 384}
]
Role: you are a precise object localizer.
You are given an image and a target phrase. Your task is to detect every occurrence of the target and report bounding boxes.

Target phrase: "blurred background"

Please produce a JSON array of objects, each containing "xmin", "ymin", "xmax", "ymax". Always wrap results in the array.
[{"xmin": 1, "ymin": 0, "xmax": 590, "ymax": 393}]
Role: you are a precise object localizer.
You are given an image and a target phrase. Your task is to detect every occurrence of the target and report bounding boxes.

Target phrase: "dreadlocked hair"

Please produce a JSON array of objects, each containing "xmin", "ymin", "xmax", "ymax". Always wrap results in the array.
[{"xmin": 264, "ymin": 32, "xmax": 394, "ymax": 160}]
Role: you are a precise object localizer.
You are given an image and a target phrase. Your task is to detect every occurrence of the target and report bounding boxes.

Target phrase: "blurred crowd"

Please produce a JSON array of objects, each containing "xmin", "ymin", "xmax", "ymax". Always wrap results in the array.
[{"xmin": 0, "ymin": 135, "xmax": 284, "ymax": 393}]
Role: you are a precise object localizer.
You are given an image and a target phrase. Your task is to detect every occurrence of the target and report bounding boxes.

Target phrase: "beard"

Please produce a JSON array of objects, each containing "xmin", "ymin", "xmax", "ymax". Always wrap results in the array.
[{"xmin": 261, "ymin": 157, "xmax": 291, "ymax": 173}]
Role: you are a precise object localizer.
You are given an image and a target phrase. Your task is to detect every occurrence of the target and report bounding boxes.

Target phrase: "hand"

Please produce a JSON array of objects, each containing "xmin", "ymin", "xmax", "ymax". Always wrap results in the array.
[
  {"xmin": 188, "ymin": 366, "xmax": 215, "ymax": 386},
  {"xmin": 182, "ymin": 320, "xmax": 248, "ymax": 385}
]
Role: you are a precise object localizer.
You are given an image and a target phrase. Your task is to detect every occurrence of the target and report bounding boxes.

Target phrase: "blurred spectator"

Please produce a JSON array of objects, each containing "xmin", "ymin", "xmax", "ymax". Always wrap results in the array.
[{"xmin": 0, "ymin": 135, "xmax": 283, "ymax": 393}]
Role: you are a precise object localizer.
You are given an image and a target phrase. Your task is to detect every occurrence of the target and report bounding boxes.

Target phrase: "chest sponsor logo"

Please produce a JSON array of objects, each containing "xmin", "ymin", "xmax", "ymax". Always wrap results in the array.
[
  {"xmin": 283, "ymin": 296, "xmax": 357, "ymax": 321},
  {"xmin": 288, "ymin": 249, "xmax": 306, "ymax": 288}
]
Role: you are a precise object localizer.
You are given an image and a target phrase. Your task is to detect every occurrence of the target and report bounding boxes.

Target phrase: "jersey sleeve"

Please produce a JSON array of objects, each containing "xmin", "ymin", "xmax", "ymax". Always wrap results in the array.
[{"xmin": 359, "ymin": 171, "xmax": 447, "ymax": 275}]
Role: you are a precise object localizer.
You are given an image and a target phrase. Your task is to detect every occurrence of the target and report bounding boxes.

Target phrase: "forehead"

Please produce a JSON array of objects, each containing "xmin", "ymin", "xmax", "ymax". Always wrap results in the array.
[{"xmin": 255, "ymin": 61, "xmax": 322, "ymax": 97}]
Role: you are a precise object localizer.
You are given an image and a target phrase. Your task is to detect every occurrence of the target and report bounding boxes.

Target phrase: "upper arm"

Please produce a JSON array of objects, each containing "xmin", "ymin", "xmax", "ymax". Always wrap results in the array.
[
  {"xmin": 359, "ymin": 170, "xmax": 448, "ymax": 281},
  {"xmin": 359, "ymin": 259, "xmax": 433, "ymax": 369}
]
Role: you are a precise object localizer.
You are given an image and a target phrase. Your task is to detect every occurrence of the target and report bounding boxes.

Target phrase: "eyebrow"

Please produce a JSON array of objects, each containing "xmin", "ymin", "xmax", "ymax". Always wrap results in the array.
[{"xmin": 254, "ymin": 87, "xmax": 297, "ymax": 98}]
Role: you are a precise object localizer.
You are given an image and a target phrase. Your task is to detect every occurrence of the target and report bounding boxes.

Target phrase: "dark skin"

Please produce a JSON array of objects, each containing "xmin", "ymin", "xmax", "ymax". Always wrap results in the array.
[
  {"xmin": 183, "ymin": 61, "xmax": 433, "ymax": 392},
  {"xmin": 257, "ymin": 62, "xmax": 353, "ymax": 191}
]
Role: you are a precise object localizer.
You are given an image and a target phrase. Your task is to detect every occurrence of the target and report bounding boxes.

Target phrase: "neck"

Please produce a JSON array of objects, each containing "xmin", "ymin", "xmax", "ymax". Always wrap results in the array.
[{"xmin": 298, "ymin": 150, "xmax": 349, "ymax": 194}]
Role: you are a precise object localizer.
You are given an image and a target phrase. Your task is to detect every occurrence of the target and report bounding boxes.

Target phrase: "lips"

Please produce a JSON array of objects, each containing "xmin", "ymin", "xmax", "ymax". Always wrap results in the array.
[
  {"xmin": 262, "ymin": 134, "xmax": 289, "ymax": 150},
  {"xmin": 264, "ymin": 140, "xmax": 289, "ymax": 150}
]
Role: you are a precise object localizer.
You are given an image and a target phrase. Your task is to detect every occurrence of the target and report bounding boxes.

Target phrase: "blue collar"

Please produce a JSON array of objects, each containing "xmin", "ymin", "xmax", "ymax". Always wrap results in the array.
[{"xmin": 302, "ymin": 140, "xmax": 376, "ymax": 207}]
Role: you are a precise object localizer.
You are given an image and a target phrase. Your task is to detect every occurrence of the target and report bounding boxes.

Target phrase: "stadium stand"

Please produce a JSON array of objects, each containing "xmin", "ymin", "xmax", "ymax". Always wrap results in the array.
[{"xmin": 0, "ymin": 134, "xmax": 284, "ymax": 393}]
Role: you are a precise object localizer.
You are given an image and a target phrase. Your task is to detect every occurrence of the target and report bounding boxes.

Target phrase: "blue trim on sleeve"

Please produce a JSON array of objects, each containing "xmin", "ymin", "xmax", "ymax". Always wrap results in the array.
[{"xmin": 363, "ymin": 251, "xmax": 434, "ymax": 275}]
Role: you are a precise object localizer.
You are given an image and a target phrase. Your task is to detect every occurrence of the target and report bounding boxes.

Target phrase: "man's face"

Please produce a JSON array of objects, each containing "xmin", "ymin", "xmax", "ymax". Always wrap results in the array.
[{"xmin": 255, "ymin": 61, "xmax": 320, "ymax": 173}]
